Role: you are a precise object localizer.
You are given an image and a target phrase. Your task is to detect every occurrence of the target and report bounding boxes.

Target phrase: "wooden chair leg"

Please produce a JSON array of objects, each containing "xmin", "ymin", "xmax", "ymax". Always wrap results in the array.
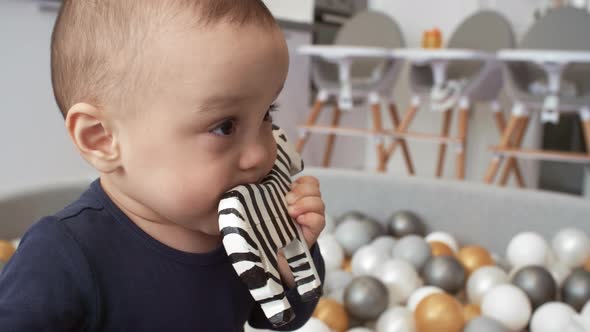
[
  {"xmin": 322, "ymin": 105, "xmax": 342, "ymax": 167},
  {"xmin": 484, "ymin": 114, "xmax": 520, "ymax": 184},
  {"xmin": 386, "ymin": 102, "xmax": 419, "ymax": 159},
  {"xmin": 493, "ymin": 111, "xmax": 507, "ymax": 134},
  {"xmin": 582, "ymin": 117, "xmax": 590, "ymax": 156},
  {"xmin": 455, "ymin": 107, "xmax": 470, "ymax": 180},
  {"xmin": 388, "ymin": 103, "xmax": 415, "ymax": 175},
  {"xmin": 436, "ymin": 109, "xmax": 454, "ymax": 178},
  {"xmin": 296, "ymin": 99, "xmax": 326, "ymax": 153},
  {"xmin": 500, "ymin": 116, "xmax": 529, "ymax": 187},
  {"xmin": 494, "ymin": 109, "xmax": 526, "ymax": 187},
  {"xmin": 371, "ymin": 102, "xmax": 388, "ymax": 172}
]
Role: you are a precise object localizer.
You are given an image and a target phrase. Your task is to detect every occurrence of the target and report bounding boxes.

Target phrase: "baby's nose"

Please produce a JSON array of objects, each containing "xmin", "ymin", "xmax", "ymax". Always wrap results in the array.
[{"xmin": 238, "ymin": 140, "xmax": 270, "ymax": 173}]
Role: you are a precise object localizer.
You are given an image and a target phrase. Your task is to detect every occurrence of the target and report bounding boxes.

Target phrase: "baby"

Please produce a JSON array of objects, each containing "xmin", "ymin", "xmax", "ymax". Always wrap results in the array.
[{"xmin": 0, "ymin": 1, "xmax": 326, "ymax": 331}]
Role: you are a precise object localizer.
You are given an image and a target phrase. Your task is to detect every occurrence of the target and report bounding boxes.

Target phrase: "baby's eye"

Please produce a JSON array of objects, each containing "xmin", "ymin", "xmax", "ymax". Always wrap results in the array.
[{"xmin": 210, "ymin": 119, "xmax": 236, "ymax": 136}]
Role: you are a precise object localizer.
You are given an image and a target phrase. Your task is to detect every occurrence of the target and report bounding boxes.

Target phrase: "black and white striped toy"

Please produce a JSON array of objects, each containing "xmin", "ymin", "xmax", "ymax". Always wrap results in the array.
[{"xmin": 218, "ymin": 125, "xmax": 323, "ymax": 327}]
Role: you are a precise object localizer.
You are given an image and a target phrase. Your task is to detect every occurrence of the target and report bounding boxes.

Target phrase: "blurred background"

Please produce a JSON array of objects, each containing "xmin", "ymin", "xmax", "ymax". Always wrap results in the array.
[{"xmin": 2, "ymin": 0, "xmax": 590, "ymax": 198}]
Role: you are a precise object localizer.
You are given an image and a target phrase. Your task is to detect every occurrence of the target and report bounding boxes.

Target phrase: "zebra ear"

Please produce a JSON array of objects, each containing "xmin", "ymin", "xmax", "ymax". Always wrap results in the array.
[{"xmin": 272, "ymin": 126, "xmax": 304, "ymax": 176}]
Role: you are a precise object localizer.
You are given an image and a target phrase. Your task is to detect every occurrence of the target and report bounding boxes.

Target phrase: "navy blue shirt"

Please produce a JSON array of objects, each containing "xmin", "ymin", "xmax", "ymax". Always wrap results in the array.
[{"xmin": 0, "ymin": 180, "xmax": 324, "ymax": 331}]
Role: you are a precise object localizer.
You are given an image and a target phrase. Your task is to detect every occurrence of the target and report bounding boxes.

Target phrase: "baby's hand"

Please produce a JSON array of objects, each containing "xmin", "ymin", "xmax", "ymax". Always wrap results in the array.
[{"xmin": 285, "ymin": 176, "xmax": 325, "ymax": 248}]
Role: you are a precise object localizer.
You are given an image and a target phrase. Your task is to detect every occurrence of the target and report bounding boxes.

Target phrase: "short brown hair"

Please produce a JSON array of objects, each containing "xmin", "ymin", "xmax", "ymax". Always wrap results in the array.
[{"xmin": 51, "ymin": 0, "xmax": 277, "ymax": 118}]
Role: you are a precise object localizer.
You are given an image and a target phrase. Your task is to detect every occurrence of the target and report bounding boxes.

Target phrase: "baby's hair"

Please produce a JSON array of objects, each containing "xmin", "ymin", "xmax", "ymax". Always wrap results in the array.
[{"xmin": 50, "ymin": 0, "xmax": 278, "ymax": 118}]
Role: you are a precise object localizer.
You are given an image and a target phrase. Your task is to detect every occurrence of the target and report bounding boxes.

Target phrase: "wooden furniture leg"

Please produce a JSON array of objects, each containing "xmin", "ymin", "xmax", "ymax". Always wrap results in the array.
[
  {"xmin": 455, "ymin": 107, "xmax": 470, "ymax": 180},
  {"xmin": 484, "ymin": 114, "xmax": 521, "ymax": 184},
  {"xmin": 436, "ymin": 109, "xmax": 454, "ymax": 178},
  {"xmin": 387, "ymin": 103, "xmax": 415, "ymax": 175},
  {"xmin": 371, "ymin": 102, "xmax": 387, "ymax": 172},
  {"xmin": 296, "ymin": 99, "xmax": 326, "ymax": 153},
  {"xmin": 322, "ymin": 105, "xmax": 342, "ymax": 167},
  {"xmin": 500, "ymin": 116, "xmax": 529, "ymax": 187}
]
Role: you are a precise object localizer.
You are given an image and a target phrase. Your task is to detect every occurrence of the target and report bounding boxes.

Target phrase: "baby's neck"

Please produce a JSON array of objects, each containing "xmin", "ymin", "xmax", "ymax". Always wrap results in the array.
[
  {"xmin": 130, "ymin": 217, "xmax": 221, "ymax": 253},
  {"xmin": 99, "ymin": 177, "xmax": 221, "ymax": 254}
]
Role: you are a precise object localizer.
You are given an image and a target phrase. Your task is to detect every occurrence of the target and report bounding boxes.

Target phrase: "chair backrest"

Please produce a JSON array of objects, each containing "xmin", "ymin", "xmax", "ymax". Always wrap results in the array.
[
  {"xmin": 508, "ymin": 7, "xmax": 590, "ymax": 97},
  {"xmin": 411, "ymin": 10, "xmax": 515, "ymax": 92},
  {"xmin": 317, "ymin": 11, "xmax": 405, "ymax": 81},
  {"xmin": 447, "ymin": 10, "xmax": 515, "ymax": 80}
]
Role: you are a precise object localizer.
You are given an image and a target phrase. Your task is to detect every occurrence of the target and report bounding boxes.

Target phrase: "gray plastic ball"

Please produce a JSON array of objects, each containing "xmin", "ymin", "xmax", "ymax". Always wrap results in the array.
[
  {"xmin": 334, "ymin": 218, "xmax": 378, "ymax": 256},
  {"xmin": 337, "ymin": 211, "xmax": 366, "ymax": 224},
  {"xmin": 463, "ymin": 317, "xmax": 509, "ymax": 332},
  {"xmin": 343, "ymin": 276, "xmax": 389, "ymax": 321},
  {"xmin": 363, "ymin": 215, "xmax": 385, "ymax": 239},
  {"xmin": 511, "ymin": 265, "xmax": 557, "ymax": 309},
  {"xmin": 562, "ymin": 269, "xmax": 590, "ymax": 311},
  {"xmin": 392, "ymin": 235, "xmax": 432, "ymax": 272},
  {"xmin": 387, "ymin": 211, "xmax": 426, "ymax": 238},
  {"xmin": 422, "ymin": 256, "xmax": 466, "ymax": 294}
]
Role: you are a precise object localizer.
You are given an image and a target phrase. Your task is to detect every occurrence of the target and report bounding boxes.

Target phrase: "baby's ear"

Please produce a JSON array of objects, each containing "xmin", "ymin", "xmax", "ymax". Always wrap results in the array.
[{"xmin": 65, "ymin": 103, "xmax": 121, "ymax": 173}]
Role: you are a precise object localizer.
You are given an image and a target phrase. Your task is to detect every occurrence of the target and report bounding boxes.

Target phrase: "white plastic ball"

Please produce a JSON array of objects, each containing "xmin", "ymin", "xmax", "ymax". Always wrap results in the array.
[
  {"xmin": 548, "ymin": 261, "xmax": 572, "ymax": 288},
  {"xmin": 293, "ymin": 317, "xmax": 331, "ymax": 332},
  {"xmin": 327, "ymin": 288, "xmax": 346, "ymax": 305},
  {"xmin": 552, "ymin": 228, "xmax": 590, "ymax": 269},
  {"xmin": 320, "ymin": 213, "xmax": 336, "ymax": 236},
  {"xmin": 481, "ymin": 284, "xmax": 532, "ymax": 331},
  {"xmin": 467, "ymin": 265, "xmax": 509, "ymax": 305},
  {"xmin": 425, "ymin": 232, "xmax": 459, "ymax": 253},
  {"xmin": 530, "ymin": 302, "xmax": 576, "ymax": 332},
  {"xmin": 582, "ymin": 300, "xmax": 590, "ymax": 318},
  {"xmin": 574, "ymin": 302, "xmax": 590, "ymax": 331},
  {"xmin": 324, "ymin": 270, "xmax": 354, "ymax": 294},
  {"xmin": 506, "ymin": 232, "xmax": 550, "ymax": 268},
  {"xmin": 376, "ymin": 306, "xmax": 416, "ymax": 332},
  {"xmin": 347, "ymin": 328, "xmax": 374, "ymax": 332},
  {"xmin": 371, "ymin": 259, "xmax": 421, "ymax": 306},
  {"xmin": 371, "ymin": 236, "xmax": 396, "ymax": 258},
  {"xmin": 406, "ymin": 286, "xmax": 444, "ymax": 311},
  {"xmin": 334, "ymin": 219, "xmax": 376, "ymax": 256},
  {"xmin": 392, "ymin": 235, "xmax": 431, "ymax": 272},
  {"xmin": 565, "ymin": 315, "xmax": 589, "ymax": 332},
  {"xmin": 352, "ymin": 245, "xmax": 390, "ymax": 276},
  {"xmin": 318, "ymin": 234, "xmax": 345, "ymax": 271},
  {"xmin": 579, "ymin": 301, "xmax": 590, "ymax": 329}
]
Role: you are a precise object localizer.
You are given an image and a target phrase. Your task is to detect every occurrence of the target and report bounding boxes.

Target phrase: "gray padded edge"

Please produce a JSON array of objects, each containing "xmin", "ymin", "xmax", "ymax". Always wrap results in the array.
[
  {"xmin": 300, "ymin": 167, "xmax": 590, "ymax": 254},
  {"xmin": 0, "ymin": 182, "xmax": 90, "ymax": 239}
]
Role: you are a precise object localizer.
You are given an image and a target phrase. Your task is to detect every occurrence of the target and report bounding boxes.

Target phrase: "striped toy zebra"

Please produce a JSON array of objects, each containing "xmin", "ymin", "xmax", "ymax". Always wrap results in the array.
[{"xmin": 218, "ymin": 125, "xmax": 323, "ymax": 327}]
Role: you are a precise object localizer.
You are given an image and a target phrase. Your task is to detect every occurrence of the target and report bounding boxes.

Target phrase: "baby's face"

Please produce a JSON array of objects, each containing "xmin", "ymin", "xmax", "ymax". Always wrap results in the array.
[{"xmin": 112, "ymin": 22, "xmax": 289, "ymax": 235}]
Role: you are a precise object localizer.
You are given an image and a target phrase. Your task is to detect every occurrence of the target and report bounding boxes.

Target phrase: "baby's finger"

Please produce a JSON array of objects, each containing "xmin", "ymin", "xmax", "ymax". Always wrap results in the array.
[
  {"xmin": 288, "ymin": 197, "xmax": 325, "ymax": 217},
  {"xmin": 286, "ymin": 184, "xmax": 321, "ymax": 204},
  {"xmin": 296, "ymin": 212, "xmax": 325, "ymax": 230},
  {"xmin": 293, "ymin": 176, "xmax": 320, "ymax": 188}
]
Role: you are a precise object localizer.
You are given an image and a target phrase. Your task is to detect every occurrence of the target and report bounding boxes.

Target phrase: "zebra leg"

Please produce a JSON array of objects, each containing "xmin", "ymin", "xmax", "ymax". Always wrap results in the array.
[
  {"xmin": 257, "ymin": 250, "xmax": 296, "ymax": 327},
  {"xmin": 282, "ymin": 227, "xmax": 323, "ymax": 302},
  {"xmin": 221, "ymin": 228, "xmax": 294, "ymax": 327}
]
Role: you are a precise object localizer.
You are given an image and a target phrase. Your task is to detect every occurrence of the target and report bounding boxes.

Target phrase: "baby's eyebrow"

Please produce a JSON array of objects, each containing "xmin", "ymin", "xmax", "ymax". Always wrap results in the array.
[
  {"xmin": 196, "ymin": 81, "xmax": 285, "ymax": 113},
  {"xmin": 198, "ymin": 94, "xmax": 252, "ymax": 112}
]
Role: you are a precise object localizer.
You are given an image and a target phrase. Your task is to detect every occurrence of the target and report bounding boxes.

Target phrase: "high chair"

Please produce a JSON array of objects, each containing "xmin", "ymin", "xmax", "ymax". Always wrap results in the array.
[
  {"xmin": 391, "ymin": 10, "xmax": 515, "ymax": 180},
  {"xmin": 296, "ymin": 11, "xmax": 412, "ymax": 173},
  {"xmin": 485, "ymin": 7, "xmax": 590, "ymax": 187}
]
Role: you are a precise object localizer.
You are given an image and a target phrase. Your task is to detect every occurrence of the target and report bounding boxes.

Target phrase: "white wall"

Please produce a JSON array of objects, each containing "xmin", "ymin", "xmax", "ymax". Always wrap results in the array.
[
  {"xmin": 262, "ymin": 0, "xmax": 315, "ymax": 23},
  {"xmin": 0, "ymin": 1, "xmax": 96, "ymax": 196}
]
